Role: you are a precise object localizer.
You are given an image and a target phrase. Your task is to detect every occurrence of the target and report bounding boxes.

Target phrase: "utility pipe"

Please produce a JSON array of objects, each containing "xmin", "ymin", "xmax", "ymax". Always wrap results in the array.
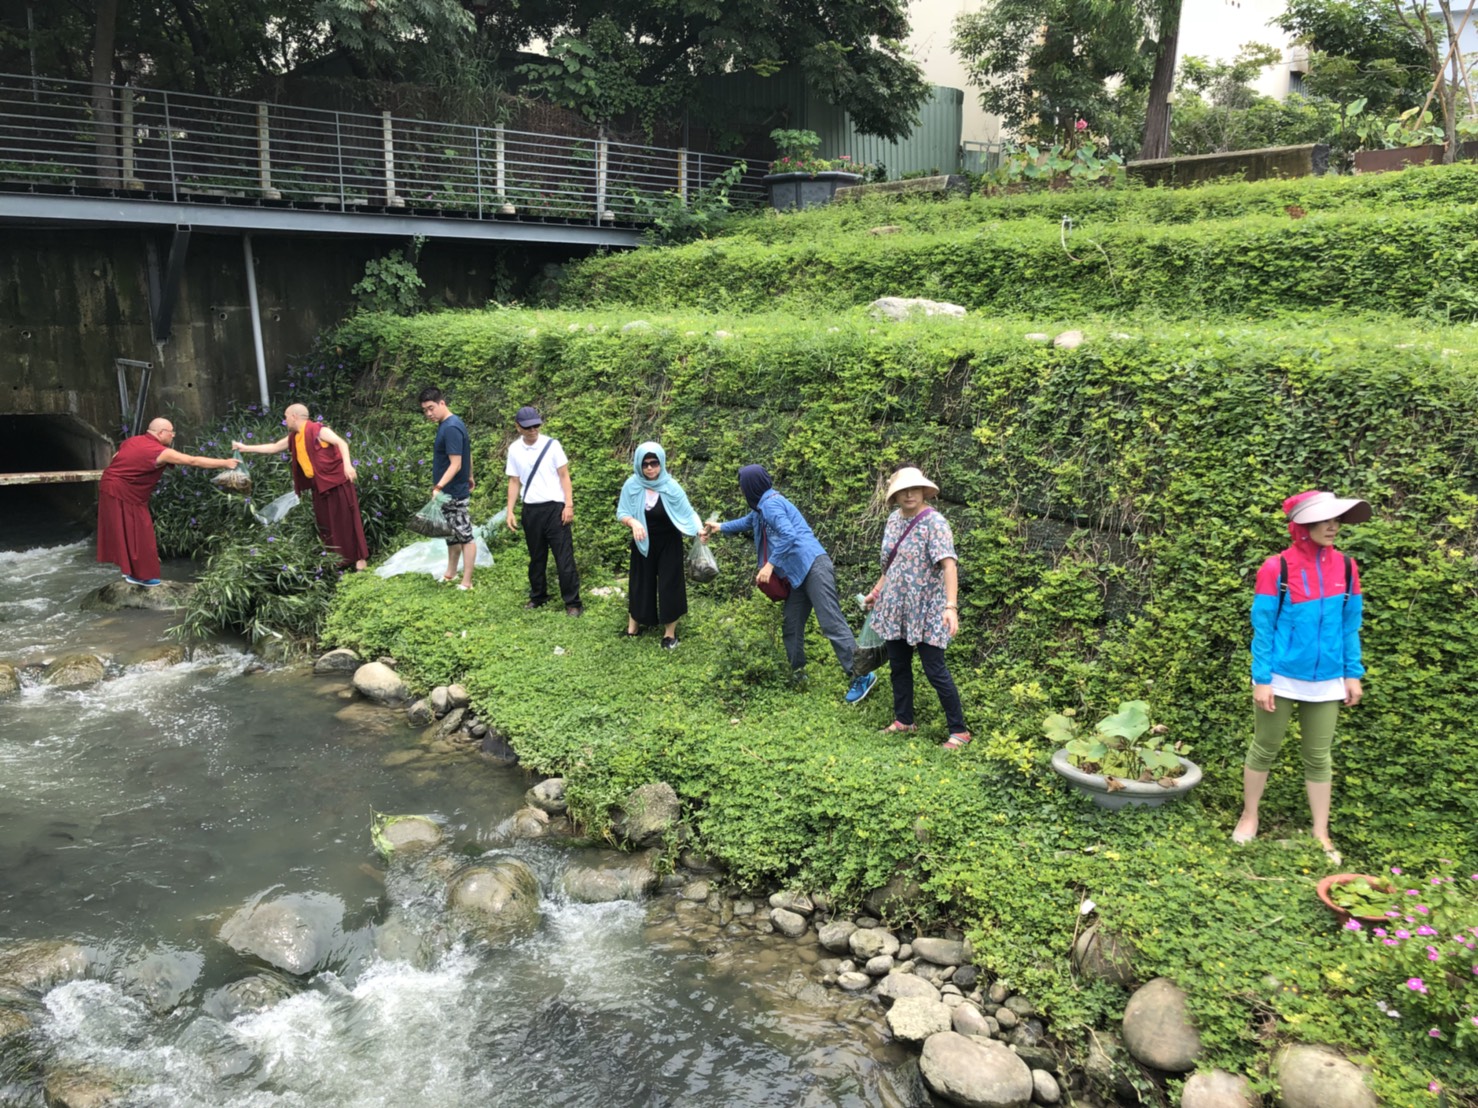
[{"xmin": 242, "ymin": 233, "xmax": 270, "ymax": 408}]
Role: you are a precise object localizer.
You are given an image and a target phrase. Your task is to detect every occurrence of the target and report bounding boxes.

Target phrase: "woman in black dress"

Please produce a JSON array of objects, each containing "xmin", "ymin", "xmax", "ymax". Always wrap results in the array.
[{"xmin": 616, "ymin": 441, "xmax": 701, "ymax": 649}]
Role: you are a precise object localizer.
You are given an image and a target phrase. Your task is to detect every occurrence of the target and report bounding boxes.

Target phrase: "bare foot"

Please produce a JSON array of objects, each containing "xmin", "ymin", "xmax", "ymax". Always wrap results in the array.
[
  {"xmin": 1232, "ymin": 814, "xmax": 1258, "ymax": 844},
  {"xmin": 1314, "ymin": 834, "xmax": 1342, "ymax": 867}
]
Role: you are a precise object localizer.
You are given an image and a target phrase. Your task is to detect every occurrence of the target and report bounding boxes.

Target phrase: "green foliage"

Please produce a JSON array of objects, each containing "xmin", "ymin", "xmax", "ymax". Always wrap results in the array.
[
  {"xmin": 629, "ymin": 161, "xmax": 752, "ymax": 246},
  {"xmin": 352, "ymin": 242, "xmax": 427, "ymax": 315},
  {"xmin": 982, "ymin": 143, "xmax": 1126, "ymax": 190},
  {"xmin": 1045, "ymin": 700, "xmax": 1189, "ymax": 779},
  {"xmin": 1274, "ymin": 0, "xmax": 1431, "ymax": 115},
  {"xmin": 1328, "ymin": 875, "xmax": 1398, "ymax": 916}
]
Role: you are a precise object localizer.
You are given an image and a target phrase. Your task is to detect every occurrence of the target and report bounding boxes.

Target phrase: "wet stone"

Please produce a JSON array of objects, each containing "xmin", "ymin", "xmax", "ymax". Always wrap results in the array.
[
  {"xmin": 313, "ymin": 648, "xmax": 360, "ymax": 674},
  {"xmin": 864, "ymin": 955, "xmax": 895, "ymax": 976},
  {"xmin": 770, "ymin": 908, "xmax": 809, "ymax": 937},
  {"xmin": 680, "ymin": 881, "xmax": 711, "ymax": 902},
  {"xmin": 836, "ymin": 972, "xmax": 871, "ymax": 992}
]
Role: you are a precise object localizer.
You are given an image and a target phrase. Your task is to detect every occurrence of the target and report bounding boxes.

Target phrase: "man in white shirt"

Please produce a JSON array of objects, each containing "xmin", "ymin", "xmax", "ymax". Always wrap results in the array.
[{"xmin": 505, "ymin": 405, "xmax": 582, "ymax": 616}]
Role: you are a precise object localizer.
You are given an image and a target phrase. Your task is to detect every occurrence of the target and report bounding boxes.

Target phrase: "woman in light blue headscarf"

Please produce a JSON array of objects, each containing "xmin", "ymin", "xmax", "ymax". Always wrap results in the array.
[{"xmin": 616, "ymin": 441, "xmax": 701, "ymax": 648}]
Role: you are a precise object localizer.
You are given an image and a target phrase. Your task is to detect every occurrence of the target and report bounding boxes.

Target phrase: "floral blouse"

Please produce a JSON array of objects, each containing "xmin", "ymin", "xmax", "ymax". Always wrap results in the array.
[{"xmin": 869, "ymin": 508, "xmax": 957, "ymax": 648}]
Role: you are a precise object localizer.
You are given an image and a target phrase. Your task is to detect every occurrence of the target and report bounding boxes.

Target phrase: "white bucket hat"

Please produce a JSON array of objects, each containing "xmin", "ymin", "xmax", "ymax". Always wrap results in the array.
[
  {"xmin": 885, "ymin": 467, "xmax": 940, "ymax": 504},
  {"xmin": 1287, "ymin": 490, "xmax": 1372, "ymax": 525}
]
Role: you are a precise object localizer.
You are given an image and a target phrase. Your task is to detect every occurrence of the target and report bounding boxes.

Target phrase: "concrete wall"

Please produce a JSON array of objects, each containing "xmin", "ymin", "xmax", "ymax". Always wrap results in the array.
[{"xmin": 0, "ymin": 228, "xmax": 577, "ymax": 455}]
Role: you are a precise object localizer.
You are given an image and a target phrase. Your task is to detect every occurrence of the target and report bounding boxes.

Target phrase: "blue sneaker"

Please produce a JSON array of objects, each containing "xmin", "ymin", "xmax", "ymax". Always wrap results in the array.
[
  {"xmin": 123, "ymin": 575, "xmax": 163, "ymax": 587},
  {"xmin": 845, "ymin": 670, "xmax": 878, "ymax": 704}
]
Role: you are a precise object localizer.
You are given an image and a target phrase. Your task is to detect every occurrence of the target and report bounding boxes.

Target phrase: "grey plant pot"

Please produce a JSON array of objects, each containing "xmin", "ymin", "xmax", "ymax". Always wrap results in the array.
[
  {"xmin": 763, "ymin": 171, "xmax": 863, "ymax": 211},
  {"xmin": 1050, "ymin": 748, "xmax": 1203, "ymax": 809}
]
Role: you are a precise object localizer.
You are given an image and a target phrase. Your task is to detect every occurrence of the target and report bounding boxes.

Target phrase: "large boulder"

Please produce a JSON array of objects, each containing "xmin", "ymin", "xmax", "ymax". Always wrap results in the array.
[
  {"xmin": 216, "ymin": 892, "xmax": 345, "ymax": 976},
  {"xmin": 42, "ymin": 1065, "xmax": 128, "ymax": 1108},
  {"xmin": 118, "ymin": 947, "xmax": 203, "ymax": 1014},
  {"xmin": 0, "ymin": 941, "xmax": 92, "ymax": 990},
  {"xmin": 911, "ymin": 937, "xmax": 972, "ymax": 967},
  {"xmin": 869, "ymin": 297, "xmax": 967, "ymax": 321},
  {"xmin": 352, "ymin": 662, "xmax": 408, "ymax": 704},
  {"xmin": 876, "ymin": 973, "xmax": 942, "ymax": 1006},
  {"xmin": 849, "ymin": 927, "xmax": 901, "ymax": 960},
  {"xmin": 120, "ymin": 644, "xmax": 187, "ymax": 671},
  {"xmin": 1183, "ymin": 1069, "xmax": 1261, "ymax": 1108},
  {"xmin": 0, "ymin": 662, "xmax": 17, "ymax": 698},
  {"xmin": 817, "ymin": 920, "xmax": 858, "ymax": 954},
  {"xmin": 862, "ymin": 868, "xmax": 926, "ymax": 920},
  {"xmin": 42, "ymin": 653, "xmax": 105, "ymax": 689},
  {"xmin": 887, "ymin": 996, "xmax": 953, "ymax": 1044},
  {"xmin": 313, "ymin": 648, "xmax": 361, "ymax": 675},
  {"xmin": 919, "ymin": 1031, "xmax": 1033, "ymax": 1108},
  {"xmin": 80, "ymin": 579, "xmax": 192, "ymax": 611},
  {"xmin": 561, "ymin": 851, "xmax": 660, "ymax": 903},
  {"xmin": 1071, "ymin": 924, "xmax": 1136, "ymax": 987},
  {"xmin": 1121, "ymin": 977, "xmax": 1201, "ymax": 1073},
  {"xmin": 1273, "ymin": 1045, "xmax": 1376, "ymax": 1108},
  {"xmin": 525, "ymin": 778, "xmax": 568, "ymax": 815},
  {"xmin": 612, "ymin": 782, "xmax": 681, "ymax": 846},
  {"xmin": 371, "ymin": 814, "xmax": 443, "ymax": 858},
  {"xmin": 202, "ymin": 973, "xmax": 296, "ymax": 1021},
  {"xmin": 769, "ymin": 908, "xmax": 809, "ymax": 937},
  {"xmin": 446, "ymin": 859, "xmax": 541, "ymax": 941}
]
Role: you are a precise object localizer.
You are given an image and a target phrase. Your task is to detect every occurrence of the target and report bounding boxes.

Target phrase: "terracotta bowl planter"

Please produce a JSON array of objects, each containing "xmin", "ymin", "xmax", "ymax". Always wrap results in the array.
[{"xmin": 1316, "ymin": 873, "xmax": 1398, "ymax": 926}]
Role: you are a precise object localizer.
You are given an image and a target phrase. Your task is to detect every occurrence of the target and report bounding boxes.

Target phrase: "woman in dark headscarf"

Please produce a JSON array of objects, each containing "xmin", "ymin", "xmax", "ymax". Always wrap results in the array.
[
  {"xmin": 616, "ymin": 441, "xmax": 700, "ymax": 649},
  {"xmin": 703, "ymin": 465, "xmax": 876, "ymax": 704}
]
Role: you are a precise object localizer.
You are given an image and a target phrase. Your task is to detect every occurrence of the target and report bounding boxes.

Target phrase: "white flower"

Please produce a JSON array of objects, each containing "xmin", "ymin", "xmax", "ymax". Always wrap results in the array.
[{"xmin": 1080, "ymin": 898, "xmax": 1097, "ymax": 916}]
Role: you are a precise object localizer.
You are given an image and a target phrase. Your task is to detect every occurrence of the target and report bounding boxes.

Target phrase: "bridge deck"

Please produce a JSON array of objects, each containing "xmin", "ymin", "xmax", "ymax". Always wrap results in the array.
[{"xmin": 0, "ymin": 470, "xmax": 105, "ymax": 487}]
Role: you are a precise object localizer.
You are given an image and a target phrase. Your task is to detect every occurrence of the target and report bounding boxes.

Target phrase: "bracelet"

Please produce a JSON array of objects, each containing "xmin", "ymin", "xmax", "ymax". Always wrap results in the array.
[{"xmin": 944, "ymin": 603, "xmax": 958, "ymax": 610}]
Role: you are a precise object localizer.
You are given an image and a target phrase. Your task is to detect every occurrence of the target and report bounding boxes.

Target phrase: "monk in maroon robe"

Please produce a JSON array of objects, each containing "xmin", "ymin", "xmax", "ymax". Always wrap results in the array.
[
  {"xmin": 96, "ymin": 418, "xmax": 241, "ymax": 586},
  {"xmin": 233, "ymin": 404, "xmax": 368, "ymax": 570}
]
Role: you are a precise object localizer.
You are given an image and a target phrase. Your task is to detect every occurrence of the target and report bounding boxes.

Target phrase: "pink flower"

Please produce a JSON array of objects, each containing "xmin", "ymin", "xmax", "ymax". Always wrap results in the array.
[
  {"xmin": 1396, "ymin": 930, "xmax": 1411, "ymax": 939},
  {"xmin": 1344, "ymin": 919, "xmax": 1362, "ymax": 931},
  {"xmin": 1391, "ymin": 867, "xmax": 1403, "ymax": 875},
  {"xmin": 1431, "ymin": 876, "xmax": 1442, "ymax": 885},
  {"xmin": 1406, "ymin": 889, "xmax": 1421, "ymax": 896},
  {"xmin": 1416, "ymin": 905, "xmax": 1430, "ymax": 914},
  {"xmin": 1429, "ymin": 1027, "xmax": 1442, "ymax": 1038},
  {"xmin": 1383, "ymin": 938, "xmax": 1399, "ymax": 946},
  {"xmin": 1075, "ymin": 119, "xmax": 1088, "ymax": 132},
  {"xmin": 1407, "ymin": 977, "xmax": 1428, "ymax": 993},
  {"xmin": 1426, "ymin": 946, "xmax": 1440, "ymax": 962},
  {"xmin": 1373, "ymin": 928, "xmax": 1387, "ymax": 936},
  {"xmin": 1430, "ymin": 1081, "xmax": 1442, "ymax": 1092},
  {"xmin": 1416, "ymin": 925, "xmax": 1437, "ymax": 936}
]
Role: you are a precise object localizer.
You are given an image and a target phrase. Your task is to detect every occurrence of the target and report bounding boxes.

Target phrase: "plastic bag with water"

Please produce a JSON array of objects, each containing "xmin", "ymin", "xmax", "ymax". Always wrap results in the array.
[
  {"xmin": 852, "ymin": 598, "xmax": 887, "ymax": 676},
  {"xmin": 685, "ymin": 537, "xmax": 719, "ymax": 583},
  {"xmin": 251, "ymin": 490, "xmax": 300, "ymax": 526},
  {"xmin": 407, "ymin": 492, "xmax": 453, "ymax": 537},
  {"xmin": 212, "ymin": 450, "xmax": 253, "ymax": 495}
]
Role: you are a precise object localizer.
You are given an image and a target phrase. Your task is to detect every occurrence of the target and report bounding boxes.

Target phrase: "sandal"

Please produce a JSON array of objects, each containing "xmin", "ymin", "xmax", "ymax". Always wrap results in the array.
[
  {"xmin": 438, "ymin": 573, "xmax": 457, "ymax": 584},
  {"xmin": 942, "ymin": 732, "xmax": 973, "ymax": 750},
  {"xmin": 1315, "ymin": 835, "xmax": 1342, "ymax": 867},
  {"xmin": 882, "ymin": 721, "xmax": 917, "ymax": 734},
  {"xmin": 456, "ymin": 583, "xmax": 474, "ymax": 592}
]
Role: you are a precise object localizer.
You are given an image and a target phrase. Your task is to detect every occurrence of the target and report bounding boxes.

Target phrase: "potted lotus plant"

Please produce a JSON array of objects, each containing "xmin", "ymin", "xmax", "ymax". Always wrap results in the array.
[
  {"xmin": 762, "ymin": 128, "xmax": 864, "ymax": 211},
  {"xmin": 1044, "ymin": 700, "xmax": 1201, "ymax": 809}
]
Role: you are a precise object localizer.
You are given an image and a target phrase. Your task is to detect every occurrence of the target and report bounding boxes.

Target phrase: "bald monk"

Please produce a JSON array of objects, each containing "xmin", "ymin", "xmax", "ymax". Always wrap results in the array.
[
  {"xmin": 233, "ymin": 404, "xmax": 368, "ymax": 571},
  {"xmin": 96, "ymin": 418, "xmax": 241, "ymax": 586}
]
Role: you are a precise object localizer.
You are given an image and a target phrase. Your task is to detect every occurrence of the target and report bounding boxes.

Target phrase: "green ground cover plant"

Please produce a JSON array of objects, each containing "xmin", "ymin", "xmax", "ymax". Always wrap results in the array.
[
  {"xmin": 322, "ymin": 305, "xmax": 1478, "ymax": 1099},
  {"xmin": 558, "ymin": 199, "xmax": 1478, "ymax": 320}
]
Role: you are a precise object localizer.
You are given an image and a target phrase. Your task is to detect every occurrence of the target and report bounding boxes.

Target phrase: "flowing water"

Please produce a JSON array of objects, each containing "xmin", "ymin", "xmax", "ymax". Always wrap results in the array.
[{"xmin": 0, "ymin": 511, "xmax": 918, "ymax": 1107}]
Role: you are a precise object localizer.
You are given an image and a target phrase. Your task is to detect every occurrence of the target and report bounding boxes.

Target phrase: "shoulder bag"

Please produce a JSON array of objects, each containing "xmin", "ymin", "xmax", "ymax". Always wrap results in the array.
[{"xmin": 757, "ymin": 526, "xmax": 792, "ymax": 602}]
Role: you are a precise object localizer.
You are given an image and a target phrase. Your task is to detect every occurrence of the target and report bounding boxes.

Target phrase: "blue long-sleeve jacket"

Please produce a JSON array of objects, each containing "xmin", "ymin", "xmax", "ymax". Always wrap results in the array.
[
  {"xmin": 1250, "ymin": 538, "xmax": 1364, "ymax": 685},
  {"xmin": 717, "ymin": 489, "xmax": 826, "ymax": 586}
]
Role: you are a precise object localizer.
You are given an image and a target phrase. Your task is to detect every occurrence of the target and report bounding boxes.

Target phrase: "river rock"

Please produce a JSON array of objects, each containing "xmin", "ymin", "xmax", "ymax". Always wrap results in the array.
[
  {"xmin": 1122, "ymin": 977, "xmax": 1201, "ymax": 1072},
  {"xmin": 43, "ymin": 1064, "xmax": 127, "ymax": 1108},
  {"xmin": 678, "ymin": 849, "xmax": 724, "ymax": 874},
  {"xmin": 313, "ymin": 648, "xmax": 360, "ymax": 674},
  {"xmin": 887, "ymin": 995, "xmax": 953, "ymax": 1043},
  {"xmin": 42, "ymin": 653, "xmax": 106, "ymax": 689},
  {"xmin": 120, "ymin": 643, "xmax": 186, "ymax": 670},
  {"xmin": 374, "ymin": 814, "xmax": 442, "ymax": 855},
  {"xmin": 526, "ymin": 778, "xmax": 568, "ymax": 814},
  {"xmin": 1053, "ymin": 329, "xmax": 1085, "ymax": 349},
  {"xmin": 119, "ymin": 947, "xmax": 203, "ymax": 1014},
  {"xmin": 680, "ymin": 881, "xmax": 711, "ymax": 902},
  {"xmin": 432, "ymin": 707, "xmax": 466, "ymax": 739},
  {"xmin": 770, "ymin": 908, "xmax": 809, "ymax": 937},
  {"xmin": 501, "ymin": 806, "xmax": 551, "ymax": 840},
  {"xmin": 562, "ymin": 851, "xmax": 659, "ymax": 903},
  {"xmin": 429, "ymin": 686, "xmax": 451, "ymax": 715},
  {"xmin": 995, "ymin": 1006, "xmax": 1018, "ymax": 1030},
  {"xmin": 0, "ymin": 662, "xmax": 17, "ymax": 698},
  {"xmin": 836, "ymin": 971, "xmax": 871, "ymax": 992},
  {"xmin": 952, "ymin": 965, "xmax": 979, "ymax": 990},
  {"xmin": 352, "ymin": 662, "xmax": 407, "ymax": 704},
  {"xmin": 912, "ymin": 937, "xmax": 972, "ymax": 967},
  {"xmin": 480, "ymin": 731, "xmax": 519, "ymax": 767},
  {"xmin": 0, "ymin": 1007, "xmax": 32, "ymax": 1039},
  {"xmin": 769, "ymin": 891, "xmax": 814, "ymax": 915},
  {"xmin": 80, "ymin": 578, "xmax": 192, "ymax": 611},
  {"xmin": 1084, "ymin": 1030, "xmax": 1137, "ymax": 1101},
  {"xmin": 1273, "ymin": 1044, "xmax": 1376, "ymax": 1108},
  {"xmin": 1071, "ymin": 924, "xmax": 1137, "ymax": 987},
  {"xmin": 849, "ymin": 927, "xmax": 900, "ymax": 960},
  {"xmin": 445, "ymin": 859, "xmax": 541, "ymax": 941},
  {"xmin": 869, "ymin": 297, "xmax": 967, "ymax": 321},
  {"xmin": 612, "ymin": 781, "xmax": 680, "ymax": 845},
  {"xmin": 865, "ymin": 954, "xmax": 895, "ymax": 976},
  {"xmin": 951, "ymin": 1003, "xmax": 990, "ymax": 1037},
  {"xmin": 863, "ymin": 869, "xmax": 926, "ymax": 919},
  {"xmin": 405, "ymin": 699, "xmax": 434, "ymax": 726},
  {"xmin": 217, "ymin": 891, "xmax": 344, "ymax": 976},
  {"xmin": 988, "ymin": 982, "xmax": 1008, "ymax": 1005},
  {"xmin": 817, "ymin": 920, "xmax": 858, "ymax": 953},
  {"xmin": 446, "ymin": 684, "xmax": 470, "ymax": 708},
  {"xmin": 876, "ymin": 973, "xmax": 940, "ymax": 1006},
  {"xmin": 1003, "ymin": 995, "xmax": 1035, "ymax": 1019},
  {"xmin": 202, "ymin": 973, "xmax": 296, "ymax": 1021},
  {"xmin": 1182, "ymin": 1069, "xmax": 1260, "ymax": 1108},
  {"xmin": 919, "ymin": 1031, "xmax": 1033, "ymax": 1108},
  {"xmin": 1031, "ymin": 1069, "xmax": 1061, "ymax": 1105},
  {"xmin": 0, "ymin": 940, "xmax": 92, "ymax": 990}
]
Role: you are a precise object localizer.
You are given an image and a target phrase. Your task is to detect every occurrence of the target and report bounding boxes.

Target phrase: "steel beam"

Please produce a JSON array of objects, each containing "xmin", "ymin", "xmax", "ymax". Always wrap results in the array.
[
  {"xmin": 0, "ymin": 469, "xmax": 105, "ymax": 486},
  {"xmin": 0, "ymin": 193, "xmax": 642, "ymax": 248}
]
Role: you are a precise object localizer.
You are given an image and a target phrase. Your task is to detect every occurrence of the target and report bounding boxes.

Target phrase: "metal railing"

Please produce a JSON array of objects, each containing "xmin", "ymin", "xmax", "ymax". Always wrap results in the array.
[{"xmin": 0, "ymin": 73, "xmax": 767, "ymax": 224}]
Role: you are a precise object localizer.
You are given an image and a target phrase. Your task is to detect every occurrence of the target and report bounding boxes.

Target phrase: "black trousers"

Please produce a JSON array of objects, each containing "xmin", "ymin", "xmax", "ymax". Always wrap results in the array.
[
  {"xmin": 522, "ymin": 501, "xmax": 581, "ymax": 608},
  {"xmin": 886, "ymin": 639, "xmax": 967, "ymax": 733}
]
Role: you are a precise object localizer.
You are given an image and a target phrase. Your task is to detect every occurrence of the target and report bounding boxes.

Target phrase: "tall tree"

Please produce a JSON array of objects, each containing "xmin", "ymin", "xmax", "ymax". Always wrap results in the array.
[
  {"xmin": 1274, "ymin": 0, "xmax": 1429, "ymax": 113},
  {"xmin": 1139, "ymin": 0, "xmax": 1181, "ymax": 160},
  {"xmin": 91, "ymin": 0, "xmax": 120, "ymax": 184}
]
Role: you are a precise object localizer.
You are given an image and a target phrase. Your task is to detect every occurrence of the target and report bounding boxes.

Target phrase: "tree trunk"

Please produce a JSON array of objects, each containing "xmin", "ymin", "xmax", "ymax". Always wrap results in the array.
[
  {"xmin": 1140, "ymin": 0, "xmax": 1182, "ymax": 160},
  {"xmin": 91, "ymin": 0, "xmax": 120, "ymax": 186},
  {"xmin": 1437, "ymin": 0, "xmax": 1460, "ymax": 164}
]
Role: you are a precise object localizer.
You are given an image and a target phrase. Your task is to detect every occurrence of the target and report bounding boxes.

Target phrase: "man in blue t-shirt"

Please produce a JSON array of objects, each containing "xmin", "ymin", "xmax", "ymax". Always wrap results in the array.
[{"xmin": 419, "ymin": 386, "xmax": 476, "ymax": 589}]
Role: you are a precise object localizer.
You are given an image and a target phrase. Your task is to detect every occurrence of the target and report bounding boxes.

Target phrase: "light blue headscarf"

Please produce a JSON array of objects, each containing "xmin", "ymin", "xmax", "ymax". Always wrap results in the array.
[{"xmin": 615, "ymin": 441, "xmax": 701, "ymax": 556}]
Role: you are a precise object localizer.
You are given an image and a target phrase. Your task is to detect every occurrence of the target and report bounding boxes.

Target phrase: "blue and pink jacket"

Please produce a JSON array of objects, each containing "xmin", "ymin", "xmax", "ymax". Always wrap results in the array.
[{"xmin": 1250, "ymin": 518, "xmax": 1364, "ymax": 685}]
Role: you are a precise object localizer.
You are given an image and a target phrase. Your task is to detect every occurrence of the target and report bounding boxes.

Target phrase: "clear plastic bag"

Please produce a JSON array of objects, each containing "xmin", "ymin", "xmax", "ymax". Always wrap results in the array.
[
  {"xmin": 212, "ymin": 450, "xmax": 253, "ymax": 495},
  {"xmin": 476, "ymin": 509, "xmax": 509, "ymax": 543},
  {"xmin": 853, "ymin": 612, "xmax": 886, "ymax": 676},
  {"xmin": 686, "ymin": 536, "xmax": 719, "ymax": 583},
  {"xmin": 251, "ymin": 490, "xmax": 300, "ymax": 526},
  {"xmin": 374, "ymin": 535, "xmax": 494, "ymax": 578},
  {"xmin": 407, "ymin": 492, "xmax": 453, "ymax": 537}
]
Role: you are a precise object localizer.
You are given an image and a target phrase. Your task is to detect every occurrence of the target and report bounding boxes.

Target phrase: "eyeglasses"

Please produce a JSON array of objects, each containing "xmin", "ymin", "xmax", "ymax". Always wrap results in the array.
[{"xmin": 641, "ymin": 459, "xmax": 661, "ymax": 468}]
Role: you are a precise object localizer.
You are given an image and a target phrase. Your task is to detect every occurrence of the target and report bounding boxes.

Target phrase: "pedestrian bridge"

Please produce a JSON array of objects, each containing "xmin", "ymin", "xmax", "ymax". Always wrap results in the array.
[{"xmin": 0, "ymin": 73, "xmax": 763, "ymax": 248}]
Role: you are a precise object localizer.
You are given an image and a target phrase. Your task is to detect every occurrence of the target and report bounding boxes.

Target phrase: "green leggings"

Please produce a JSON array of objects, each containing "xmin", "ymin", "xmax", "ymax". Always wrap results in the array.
[{"xmin": 1246, "ymin": 697, "xmax": 1340, "ymax": 783}]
